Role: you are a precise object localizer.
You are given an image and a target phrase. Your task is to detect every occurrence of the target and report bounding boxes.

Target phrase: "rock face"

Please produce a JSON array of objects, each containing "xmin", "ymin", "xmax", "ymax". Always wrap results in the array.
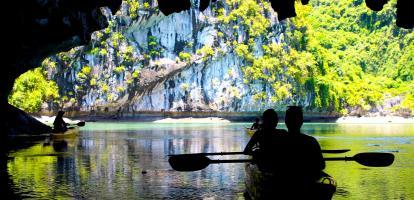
[
  {"xmin": 42, "ymin": 0, "xmax": 295, "ymax": 114},
  {"xmin": 35, "ymin": 0, "xmax": 414, "ymax": 116}
]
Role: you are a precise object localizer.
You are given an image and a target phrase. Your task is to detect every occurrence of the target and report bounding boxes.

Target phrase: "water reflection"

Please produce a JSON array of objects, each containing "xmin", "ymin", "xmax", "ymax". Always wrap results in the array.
[
  {"xmin": 7, "ymin": 124, "xmax": 248, "ymax": 199},
  {"xmin": 5, "ymin": 123, "xmax": 414, "ymax": 199}
]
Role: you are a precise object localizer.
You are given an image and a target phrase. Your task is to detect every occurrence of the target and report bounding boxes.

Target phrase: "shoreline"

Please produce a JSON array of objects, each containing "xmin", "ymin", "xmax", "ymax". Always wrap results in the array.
[
  {"xmin": 34, "ymin": 114, "xmax": 414, "ymax": 124},
  {"xmin": 336, "ymin": 116, "xmax": 414, "ymax": 124},
  {"xmin": 34, "ymin": 111, "xmax": 340, "ymax": 123},
  {"xmin": 153, "ymin": 117, "xmax": 231, "ymax": 123}
]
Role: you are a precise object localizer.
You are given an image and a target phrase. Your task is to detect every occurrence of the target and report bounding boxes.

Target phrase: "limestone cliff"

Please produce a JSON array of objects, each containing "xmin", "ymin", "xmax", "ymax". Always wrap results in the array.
[
  {"xmin": 12, "ymin": 0, "xmax": 413, "ymax": 118},
  {"xmin": 41, "ymin": 0, "xmax": 295, "ymax": 114}
]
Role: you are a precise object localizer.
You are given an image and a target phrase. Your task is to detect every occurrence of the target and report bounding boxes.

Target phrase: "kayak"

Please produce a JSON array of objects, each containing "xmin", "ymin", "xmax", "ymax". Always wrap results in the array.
[
  {"xmin": 245, "ymin": 163, "xmax": 336, "ymax": 200},
  {"xmin": 246, "ymin": 128, "xmax": 257, "ymax": 136},
  {"xmin": 51, "ymin": 127, "xmax": 79, "ymax": 139}
]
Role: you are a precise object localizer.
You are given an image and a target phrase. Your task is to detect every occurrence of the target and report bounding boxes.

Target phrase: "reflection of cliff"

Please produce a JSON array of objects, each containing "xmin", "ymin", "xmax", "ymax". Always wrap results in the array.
[{"xmin": 7, "ymin": 126, "xmax": 248, "ymax": 199}]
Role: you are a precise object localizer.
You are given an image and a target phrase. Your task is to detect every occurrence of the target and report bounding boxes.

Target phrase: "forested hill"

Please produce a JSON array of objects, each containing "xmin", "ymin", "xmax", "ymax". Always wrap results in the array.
[{"xmin": 9, "ymin": 0, "xmax": 414, "ymax": 117}]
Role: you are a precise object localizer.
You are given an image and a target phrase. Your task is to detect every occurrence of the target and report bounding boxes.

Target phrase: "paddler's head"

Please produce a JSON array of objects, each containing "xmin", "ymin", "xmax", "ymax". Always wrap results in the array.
[
  {"xmin": 262, "ymin": 109, "xmax": 278, "ymax": 130},
  {"xmin": 57, "ymin": 111, "xmax": 65, "ymax": 117},
  {"xmin": 285, "ymin": 106, "xmax": 303, "ymax": 133}
]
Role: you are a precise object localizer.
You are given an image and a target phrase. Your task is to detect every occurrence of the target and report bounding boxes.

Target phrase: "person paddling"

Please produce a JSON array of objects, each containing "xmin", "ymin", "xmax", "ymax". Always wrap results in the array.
[
  {"xmin": 243, "ymin": 109, "xmax": 287, "ymax": 170},
  {"xmin": 53, "ymin": 111, "xmax": 68, "ymax": 132},
  {"xmin": 283, "ymin": 106, "xmax": 325, "ymax": 179}
]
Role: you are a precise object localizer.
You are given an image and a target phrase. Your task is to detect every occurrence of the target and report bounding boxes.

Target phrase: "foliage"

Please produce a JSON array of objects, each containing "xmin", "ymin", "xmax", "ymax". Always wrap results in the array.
[
  {"xmin": 221, "ymin": 0, "xmax": 270, "ymax": 37},
  {"xmin": 122, "ymin": 45, "xmax": 135, "ymax": 63},
  {"xmin": 126, "ymin": 0, "xmax": 140, "ymax": 19},
  {"xmin": 132, "ymin": 70, "xmax": 140, "ymax": 79},
  {"xmin": 77, "ymin": 66, "xmax": 92, "ymax": 83},
  {"xmin": 148, "ymin": 36, "xmax": 162, "ymax": 59},
  {"xmin": 102, "ymin": 84, "xmax": 109, "ymax": 93},
  {"xmin": 179, "ymin": 52, "xmax": 191, "ymax": 62},
  {"xmin": 180, "ymin": 83, "xmax": 190, "ymax": 91},
  {"xmin": 41, "ymin": 58, "xmax": 57, "ymax": 69},
  {"xmin": 90, "ymin": 47, "xmax": 100, "ymax": 55},
  {"xmin": 143, "ymin": 2, "xmax": 150, "ymax": 9},
  {"xmin": 9, "ymin": 68, "xmax": 59, "ymax": 113},
  {"xmin": 196, "ymin": 45, "xmax": 214, "ymax": 61},
  {"xmin": 114, "ymin": 65, "xmax": 126, "ymax": 74},
  {"xmin": 116, "ymin": 86, "xmax": 125, "ymax": 93},
  {"xmin": 111, "ymin": 32, "xmax": 124, "ymax": 48},
  {"xmin": 99, "ymin": 48, "xmax": 108, "ymax": 56},
  {"xmin": 90, "ymin": 78, "xmax": 97, "ymax": 86},
  {"xmin": 240, "ymin": 0, "xmax": 414, "ymax": 114}
]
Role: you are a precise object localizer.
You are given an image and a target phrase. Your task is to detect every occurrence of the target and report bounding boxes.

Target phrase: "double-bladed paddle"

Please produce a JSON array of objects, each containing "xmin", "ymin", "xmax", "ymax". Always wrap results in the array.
[
  {"xmin": 168, "ymin": 149, "xmax": 350, "ymax": 157},
  {"xmin": 168, "ymin": 152, "xmax": 394, "ymax": 171}
]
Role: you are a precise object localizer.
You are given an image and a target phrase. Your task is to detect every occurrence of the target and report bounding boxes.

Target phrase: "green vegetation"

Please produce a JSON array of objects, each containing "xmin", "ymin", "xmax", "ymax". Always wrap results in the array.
[
  {"xmin": 126, "ymin": 0, "xmax": 140, "ymax": 19},
  {"xmin": 9, "ymin": 68, "xmax": 59, "ymax": 113},
  {"xmin": 143, "ymin": 2, "xmax": 150, "ymax": 9},
  {"xmin": 132, "ymin": 70, "xmax": 140, "ymax": 79},
  {"xmin": 238, "ymin": 0, "xmax": 414, "ymax": 114},
  {"xmin": 180, "ymin": 83, "xmax": 190, "ymax": 91},
  {"xmin": 99, "ymin": 48, "xmax": 108, "ymax": 56},
  {"xmin": 226, "ymin": 0, "xmax": 270, "ymax": 37},
  {"xmin": 289, "ymin": 0, "xmax": 414, "ymax": 114},
  {"xmin": 77, "ymin": 66, "xmax": 92, "ymax": 84},
  {"xmin": 148, "ymin": 36, "xmax": 162, "ymax": 59},
  {"xmin": 179, "ymin": 52, "xmax": 191, "ymax": 62},
  {"xmin": 114, "ymin": 65, "xmax": 126, "ymax": 74},
  {"xmin": 196, "ymin": 45, "xmax": 215, "ymax": 61}
]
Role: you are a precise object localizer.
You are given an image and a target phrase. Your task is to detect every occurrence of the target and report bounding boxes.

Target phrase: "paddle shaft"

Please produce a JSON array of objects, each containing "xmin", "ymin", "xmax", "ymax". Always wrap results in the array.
[
  {"xmin": 210, "ymin": 159, "xmax": 252, "ymax": 164},
  {"xmin": 324, "ymin": 157, "xmax": 354, "ymax": 161},
  {"xmin": 169, "ymin": 152, "xmax": 394, "ymax": 171},
  {"xmin": 206, "ymin": 153, "xmax": 393, "ymax": 167},
  {"xmin": 169, "ymin": 149, "xmax": 350, "ymax": 157},
  {"xmin": 208, "ymin": 158, "xmax": 351, "ymax": 164}
]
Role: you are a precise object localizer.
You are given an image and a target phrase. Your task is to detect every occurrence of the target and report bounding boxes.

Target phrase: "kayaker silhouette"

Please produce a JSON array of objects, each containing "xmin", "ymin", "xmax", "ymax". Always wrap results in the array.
[
  {"xmin": 263, "ymin": 106, "xmax": 326, "ymax": 199},
  {"xmin": 250, "ymin": 117, "xmax": 260, "ymax": 130},
  {"xmin": 283, "ymin": 106, "xmax": 325, "ymax": 181},
  {"xmin": 244, "ymin": 109, "xmax": 287, "ymax": 170},
  {"xmin": 53, "ymin": 111, "xmax": 68, "ymax": 132},
  {"xmin": 244, "ymin": 107, "xmax": 327, "ymax": 199}
]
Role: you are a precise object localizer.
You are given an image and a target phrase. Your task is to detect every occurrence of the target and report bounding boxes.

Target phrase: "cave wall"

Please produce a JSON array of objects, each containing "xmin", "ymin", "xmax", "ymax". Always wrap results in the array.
[{"xmin": 1, "ymin": 0, "xmax": 122, "ymax": 135}]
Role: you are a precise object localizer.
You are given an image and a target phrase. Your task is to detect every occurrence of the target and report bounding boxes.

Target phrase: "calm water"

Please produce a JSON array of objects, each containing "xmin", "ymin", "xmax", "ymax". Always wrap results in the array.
[{"xmin": 6, "ymin": 122, "xmax": 414, "ymax": 199}]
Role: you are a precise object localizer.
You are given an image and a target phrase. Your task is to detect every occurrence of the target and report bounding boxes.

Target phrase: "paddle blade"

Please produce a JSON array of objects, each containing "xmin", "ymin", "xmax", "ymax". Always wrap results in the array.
[
  {"xmin": 76, "ymin": 121, "xmax": 86, "ymax": 127},
  {"xmin": 354, "ymin": 153, "xmax": 395, "ymax": 167},
  {"xmin": 168, "ymin": 155, "xmax": 211, "ymax": 171}
]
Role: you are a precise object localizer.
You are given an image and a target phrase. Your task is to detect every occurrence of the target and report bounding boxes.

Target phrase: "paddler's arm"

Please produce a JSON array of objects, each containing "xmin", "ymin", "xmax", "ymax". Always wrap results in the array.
[
  {"xmin": 314, "ymin": 138, "xmax": 326, "ymax": 170},
  {"xmin": 243, "ymin": 131, "xmax": 260, "ymax": 154}
]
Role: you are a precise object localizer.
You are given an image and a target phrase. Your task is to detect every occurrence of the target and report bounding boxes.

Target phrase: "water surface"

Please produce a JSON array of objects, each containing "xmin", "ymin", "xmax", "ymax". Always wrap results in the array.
[{"xmin": 6, "ymin": 122, "xmax": 414, "ymax": 199}]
